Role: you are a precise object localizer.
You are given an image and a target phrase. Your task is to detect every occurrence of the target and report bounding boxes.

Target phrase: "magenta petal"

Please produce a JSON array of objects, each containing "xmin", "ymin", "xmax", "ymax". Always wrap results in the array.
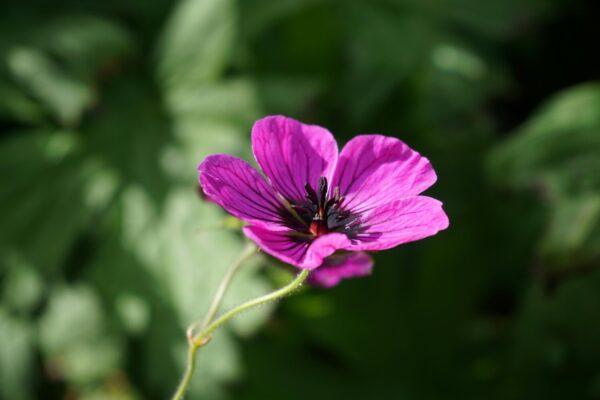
[
  {"xmin": 331, "ymin": 135, "xmax": 437, "ymax": 213},
  {"xmin": 243, "ymin": 226, "xmax": 350, "ymax": 269},
  {"xmin": 347, "ymin": 196, "xmax": 449, "ymax": 251},
  {"xmin": 309, "ymin": 252, "xmax": 373, "ymax": 288},
  {"xmin": 199, "ymin": 154, "xmax": 285, "ymax": 229},
  {"xmin": 252, "ymin": 115, "xmax": 338, "ymax": 202}
]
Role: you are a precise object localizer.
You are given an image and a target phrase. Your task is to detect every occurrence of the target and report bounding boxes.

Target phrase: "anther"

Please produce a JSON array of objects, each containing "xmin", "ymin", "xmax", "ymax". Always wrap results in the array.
[{"xmin": 317, "ymin": 176, "xmax": 328, "ymax": 211}]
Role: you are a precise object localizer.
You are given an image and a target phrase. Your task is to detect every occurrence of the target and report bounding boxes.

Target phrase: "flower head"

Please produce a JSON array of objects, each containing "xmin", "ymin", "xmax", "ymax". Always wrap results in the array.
[{"xmin": 199, "ymin": 116, "xmax": 449, "ymax": 286}]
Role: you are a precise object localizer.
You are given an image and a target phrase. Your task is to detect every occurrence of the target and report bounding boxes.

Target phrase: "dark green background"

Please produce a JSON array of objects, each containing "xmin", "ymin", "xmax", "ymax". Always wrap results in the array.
[{"xmin": 1, "ymin": 0, "xmax": 599, "ymax": 399}]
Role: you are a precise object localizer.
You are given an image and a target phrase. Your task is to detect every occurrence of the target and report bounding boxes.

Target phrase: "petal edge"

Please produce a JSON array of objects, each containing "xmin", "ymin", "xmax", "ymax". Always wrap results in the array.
[
  {"xmin": 252, "ymin": 115, "xmax": 338, "ymax": 202},
  {"xmin": 309, "ymin": 252, "xmax": 374, "ymax": 288},
  {"xmin": 346, "ymin": 196, "xmax": 449, "ymax": 251},
  {"xmin": 243, "ymin": 225, "xmax": 350, "ymax": 269},
  {"xmin": 332, "ymin": 135, "xmax": 437, "ymax": 213},
  {"xmin": 199, "ymin": 154, "xmax": 285, "ymax": 229}
]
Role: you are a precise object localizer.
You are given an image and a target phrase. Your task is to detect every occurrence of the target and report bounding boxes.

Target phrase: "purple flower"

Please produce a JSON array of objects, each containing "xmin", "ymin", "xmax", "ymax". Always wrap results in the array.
[{"xmin": 199, "ymin": 116, "xmax": 449, "ymax": 286}]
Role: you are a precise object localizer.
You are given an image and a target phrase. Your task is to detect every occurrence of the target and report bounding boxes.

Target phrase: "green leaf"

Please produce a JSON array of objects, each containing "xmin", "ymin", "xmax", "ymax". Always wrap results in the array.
[
  {"xmin": 0, "ymin": 130, "xmax": 117, "ymax": 275},
  {"xmin": 0, "ymin": 309, "xmax": 34, "ymax": 400},
  {"xmin": 0, "ymin": 78, "xmax": 45, "ymax": 123},
  {"xmin": 38, "ymin": 286, "xmax": 123, "ymax": 386},
  {"xmin": 1, "ymin": 253, "xmax": 43, "ymax": 314},
  {"xmin": 6, "ymin": 47, "xmax": 95, "ymax": 126},
  {"xmin": 489, "ymin": 83, "xmax": 600, "ymax": 193},
  {"xmin": 156, "ymin": 0, "xmax": 236, "ymax": 91},
  {"xmin": 115, "ymin": 293, "xmax": 151, "ymax": 336},
  {"xmin": 488, "ymin": 83, "xmax": 600, "ymax": 268},
  {"xmin": 540, "ymin": 194, "xmax": 600, "ymax": 269},
  {"xmin": 340, "ymin": 3, "xmax": 435, "ymax": 123},
  {"xmin": 164, "ymin": 79, "xmax": 261, "ymax": 124},
  {"xmin": 33, "ymin": 15, "xmax": 134, "ymax": 78}
]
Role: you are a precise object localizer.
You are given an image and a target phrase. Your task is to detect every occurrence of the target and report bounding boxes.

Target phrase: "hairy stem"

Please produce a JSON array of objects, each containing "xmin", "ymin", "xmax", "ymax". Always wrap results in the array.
[
  {"xmin": 171, "ymin": 255, "xmax": 310, "ymax": 400},
  {"xmin": 171, "ymin": 341, "xmax": 200, "ymax": 400},
  {"xmin": 201, "ymin": 243, "xmax": 257, "ymax": 328},
  {"xmin": 196, "ymin": 269, "xmax": 309, "ymax": 343},
  {"xmin": 185, "ymin": 243, "xmax": 256, "ymax": 341}
]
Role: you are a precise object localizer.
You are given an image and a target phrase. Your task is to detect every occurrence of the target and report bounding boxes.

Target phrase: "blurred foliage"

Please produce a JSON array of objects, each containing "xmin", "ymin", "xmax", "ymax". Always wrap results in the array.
[
  {"xmin": 490, "ymin": 84, "xmax": 600, "ymax": 271},
  {"xmin": 0, "ymin": 0, "xmax": 599, "ymax": 399}
]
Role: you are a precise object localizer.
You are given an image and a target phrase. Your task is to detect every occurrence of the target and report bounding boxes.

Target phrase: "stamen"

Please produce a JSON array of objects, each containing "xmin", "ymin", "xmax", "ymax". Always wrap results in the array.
[
  {"xmin": 326, "ymin": 186, "xmax": 341, "ymax": 209},
  {"xmin": 304, "ymin": 183, "xmax": 318, "ymax": 203},
  {"xmin": 281, "ymin": 176, "xmax": 360, "ymax": 239},
  {"xmin": 317, "ymin": 176, "xmax": 328, "ymax": 211},
  {"xmin": 276, "ymin": 193, "xmax": 309, "ymax": 227}
]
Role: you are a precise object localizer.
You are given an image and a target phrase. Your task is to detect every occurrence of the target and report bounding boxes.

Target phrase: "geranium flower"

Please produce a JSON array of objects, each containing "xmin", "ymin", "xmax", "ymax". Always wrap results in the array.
[{"xmin": 199, "ymin": 116, "xmax": 449, "ymax": 287}]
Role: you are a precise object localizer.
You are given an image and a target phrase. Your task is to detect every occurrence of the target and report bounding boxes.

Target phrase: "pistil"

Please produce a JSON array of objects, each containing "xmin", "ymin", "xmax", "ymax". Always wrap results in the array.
[{"xmin": 304, "ymin": 177, "xmax": 344, "ymax": 237}]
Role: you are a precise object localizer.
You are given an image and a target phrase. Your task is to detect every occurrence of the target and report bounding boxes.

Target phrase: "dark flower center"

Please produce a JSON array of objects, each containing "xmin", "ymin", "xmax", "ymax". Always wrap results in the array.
[{"xmin": 280, "ymin": 176, "xmax": 360, "ymax": 238}]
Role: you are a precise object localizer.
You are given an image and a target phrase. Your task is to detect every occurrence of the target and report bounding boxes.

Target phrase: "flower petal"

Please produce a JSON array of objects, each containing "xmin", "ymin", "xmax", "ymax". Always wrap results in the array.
[
  {"xmin": 243, "ymin": 226, "xmax": 350, "ymax": 269},
  {"xmin": 331, "ymin": 135, "xmax": 437, "ymax": 213},
  {"xmin": 347, "ymin": 196, "xmax": 449, "ymax": 251},
  {"xmin": 309, "ymin": 252, "xmax": 373, "ymax": 288},
  {"xmin": 252, "ymin": 115, "xmax": 338, "ymax": 202},
  {"xmin": 199, "ymin": 154, "xmax": 285, "ymax": 229}
]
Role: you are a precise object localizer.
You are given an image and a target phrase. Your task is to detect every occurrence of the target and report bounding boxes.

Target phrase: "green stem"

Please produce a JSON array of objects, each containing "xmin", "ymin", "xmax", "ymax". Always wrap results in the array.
[
  {"xmin": 185, "ymin": 243, "xmax": 256, "ymax": 341},
  {"xmin": 197, "ymin": 269, "xmax": 309, "ymax": 342},
  {"xmin": 171, "ymin": 341, "xmax": 200, "ymax": 400},
  {"xmin": 171, "ymin": 261, "xmax": 310, "ymax": 400},
  {"xmin": 201, "ymin": 243, "xmax": 256, "ymax": 328}
]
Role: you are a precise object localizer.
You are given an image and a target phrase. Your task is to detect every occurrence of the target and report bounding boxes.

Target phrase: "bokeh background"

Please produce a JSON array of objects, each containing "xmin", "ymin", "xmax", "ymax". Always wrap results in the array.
[{"xmin": 1, "ymin": 0, "xmax": 599, "ymax": 399}]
